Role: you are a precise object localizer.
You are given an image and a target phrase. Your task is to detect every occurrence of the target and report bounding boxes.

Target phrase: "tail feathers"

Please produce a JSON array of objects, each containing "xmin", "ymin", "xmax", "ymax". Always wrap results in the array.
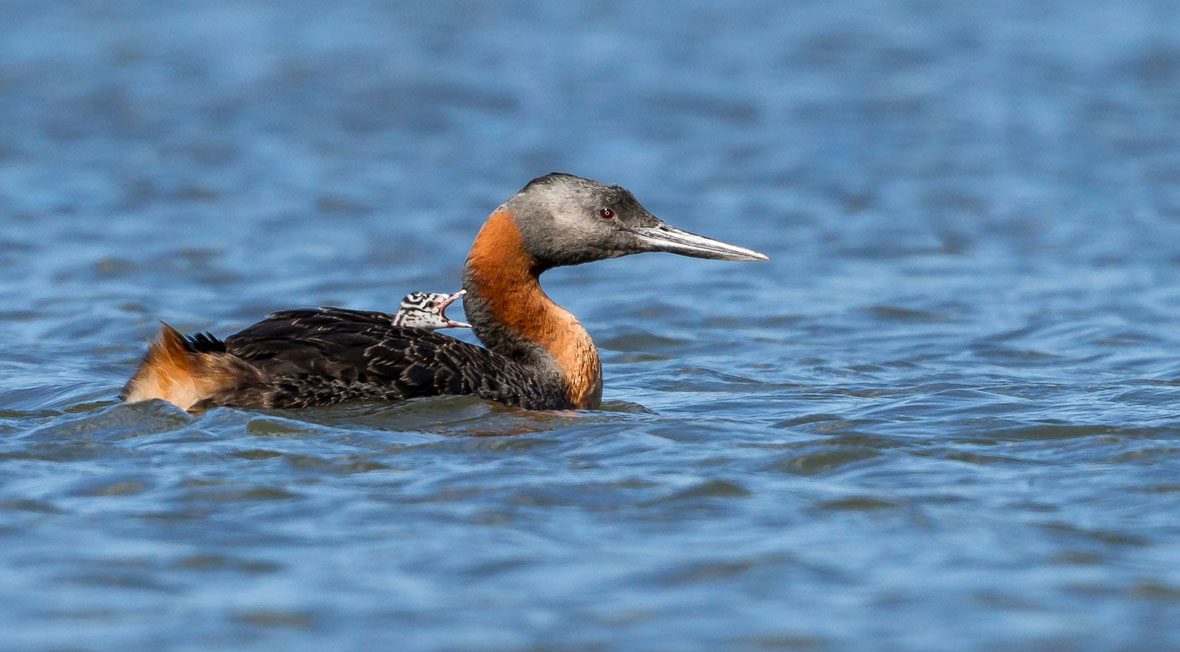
[{"xmin": 122, "ymin": 323, "xmax": 259, "ymax": 411}]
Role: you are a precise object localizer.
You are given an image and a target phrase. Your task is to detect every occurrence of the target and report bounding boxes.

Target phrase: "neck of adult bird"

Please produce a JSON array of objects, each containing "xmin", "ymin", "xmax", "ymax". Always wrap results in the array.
[{"xmin": 461, "ymin": 209, "xmax": 603, "ymax": 409}]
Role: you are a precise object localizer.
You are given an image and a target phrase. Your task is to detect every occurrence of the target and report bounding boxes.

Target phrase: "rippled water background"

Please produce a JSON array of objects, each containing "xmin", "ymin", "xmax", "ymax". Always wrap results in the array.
[{"xmin": 4, "ymin": 1, "xmax": 1180, "ymax": 649}]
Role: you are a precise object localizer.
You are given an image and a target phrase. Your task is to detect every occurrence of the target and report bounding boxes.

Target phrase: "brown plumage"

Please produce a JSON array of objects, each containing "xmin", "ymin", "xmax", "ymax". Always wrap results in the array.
[
  {"xmin": 465, "ymin": 210, "xmax": 603, "ymax": 408},
  {"xmin": 122, "ymin": 325, "xmax": 263, "ymax": 411}
]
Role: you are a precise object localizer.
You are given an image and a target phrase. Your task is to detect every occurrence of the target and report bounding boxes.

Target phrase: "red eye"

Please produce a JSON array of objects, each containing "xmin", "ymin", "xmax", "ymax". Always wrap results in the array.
[{"xmin": 598, "ymin": 207, "xmax": 615, "ymax": 220}]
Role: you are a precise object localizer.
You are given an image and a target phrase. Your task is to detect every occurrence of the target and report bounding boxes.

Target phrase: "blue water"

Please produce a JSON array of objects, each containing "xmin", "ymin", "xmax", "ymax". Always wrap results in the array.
[{"xmin": 4, "ymin": 1, "xmax": 1180, "ymax": 649}]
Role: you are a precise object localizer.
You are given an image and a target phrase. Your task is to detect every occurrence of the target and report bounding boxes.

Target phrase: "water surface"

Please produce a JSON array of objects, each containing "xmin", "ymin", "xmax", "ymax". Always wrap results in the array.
[{"xmin": 3, "ymin": 1, "xmax": 1180, "ymax": 650}]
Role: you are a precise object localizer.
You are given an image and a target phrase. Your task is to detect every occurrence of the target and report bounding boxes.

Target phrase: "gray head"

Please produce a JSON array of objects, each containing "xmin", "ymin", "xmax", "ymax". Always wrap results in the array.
[
  {"xmin": 392, "ymin": 290, "xmax": 470, "ymax": 329},
  {"xmin": 505, "ymin": 173, "xmax": 769, "ymax": 271}
]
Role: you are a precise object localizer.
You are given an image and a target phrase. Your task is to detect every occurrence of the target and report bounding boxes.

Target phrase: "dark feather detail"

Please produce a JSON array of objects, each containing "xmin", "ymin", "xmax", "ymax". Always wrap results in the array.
[
  {"xmin": 184, "ymin": 331, "xmax": 226, "ymax": 354},
  {"xmin": 522, "ymin": 172, "xmax": 580, "ymax": 192},
  {"xmin": 212, "ymin": 307, "xmax": 569, "ymax": 410}
]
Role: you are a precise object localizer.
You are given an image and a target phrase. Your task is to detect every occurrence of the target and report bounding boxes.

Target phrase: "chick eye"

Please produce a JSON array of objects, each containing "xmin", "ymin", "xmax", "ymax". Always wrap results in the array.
[{"xmin": 598, "ymin": 207, "xmax": 616, "ymax": 220}]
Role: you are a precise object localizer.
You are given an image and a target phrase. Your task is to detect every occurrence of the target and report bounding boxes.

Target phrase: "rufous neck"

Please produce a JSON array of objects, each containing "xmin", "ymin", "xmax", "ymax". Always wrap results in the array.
[{"xmin": 461, "ymin": 209, "xmax": 602, "ymax": 409}]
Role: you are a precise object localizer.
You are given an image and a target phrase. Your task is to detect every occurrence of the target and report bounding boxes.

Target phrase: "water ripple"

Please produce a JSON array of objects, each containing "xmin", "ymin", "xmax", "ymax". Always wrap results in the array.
[{"xmin": 4, "ymin": 1, "xmax": 1180, "ymax": 650}]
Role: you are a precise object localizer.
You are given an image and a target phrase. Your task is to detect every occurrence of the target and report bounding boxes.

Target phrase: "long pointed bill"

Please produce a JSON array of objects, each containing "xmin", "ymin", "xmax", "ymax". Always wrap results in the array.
[
  {"xmin": 627, "ymin": 222, "xmax": 769, "ymax": 261},
  {"xmin": 438, "ymin": 290, "xmax": 471, "ymax": 329}
]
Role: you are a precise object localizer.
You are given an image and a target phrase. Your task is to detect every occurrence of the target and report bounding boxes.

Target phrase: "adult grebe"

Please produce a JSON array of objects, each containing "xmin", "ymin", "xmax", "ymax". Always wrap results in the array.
[{"xmin": 121, "ymin": 173, "xmax": 767, "ymax": 411}]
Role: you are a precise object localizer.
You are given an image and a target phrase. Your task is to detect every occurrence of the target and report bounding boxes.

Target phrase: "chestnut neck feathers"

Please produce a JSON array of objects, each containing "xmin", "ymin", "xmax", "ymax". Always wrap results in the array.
[{"xmin": 462, "ymin": 209, "xmax": 603, "ymax": 409}]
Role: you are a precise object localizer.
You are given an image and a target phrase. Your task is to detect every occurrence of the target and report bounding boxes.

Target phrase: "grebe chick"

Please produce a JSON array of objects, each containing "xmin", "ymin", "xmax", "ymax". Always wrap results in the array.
[
  {"xmin": 122, "ymin": 173, "xmax": 767, "ymax": 412},
  {"xmin": 391, "ymin": 290, "xmax": 470, "ymax": 330}
]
